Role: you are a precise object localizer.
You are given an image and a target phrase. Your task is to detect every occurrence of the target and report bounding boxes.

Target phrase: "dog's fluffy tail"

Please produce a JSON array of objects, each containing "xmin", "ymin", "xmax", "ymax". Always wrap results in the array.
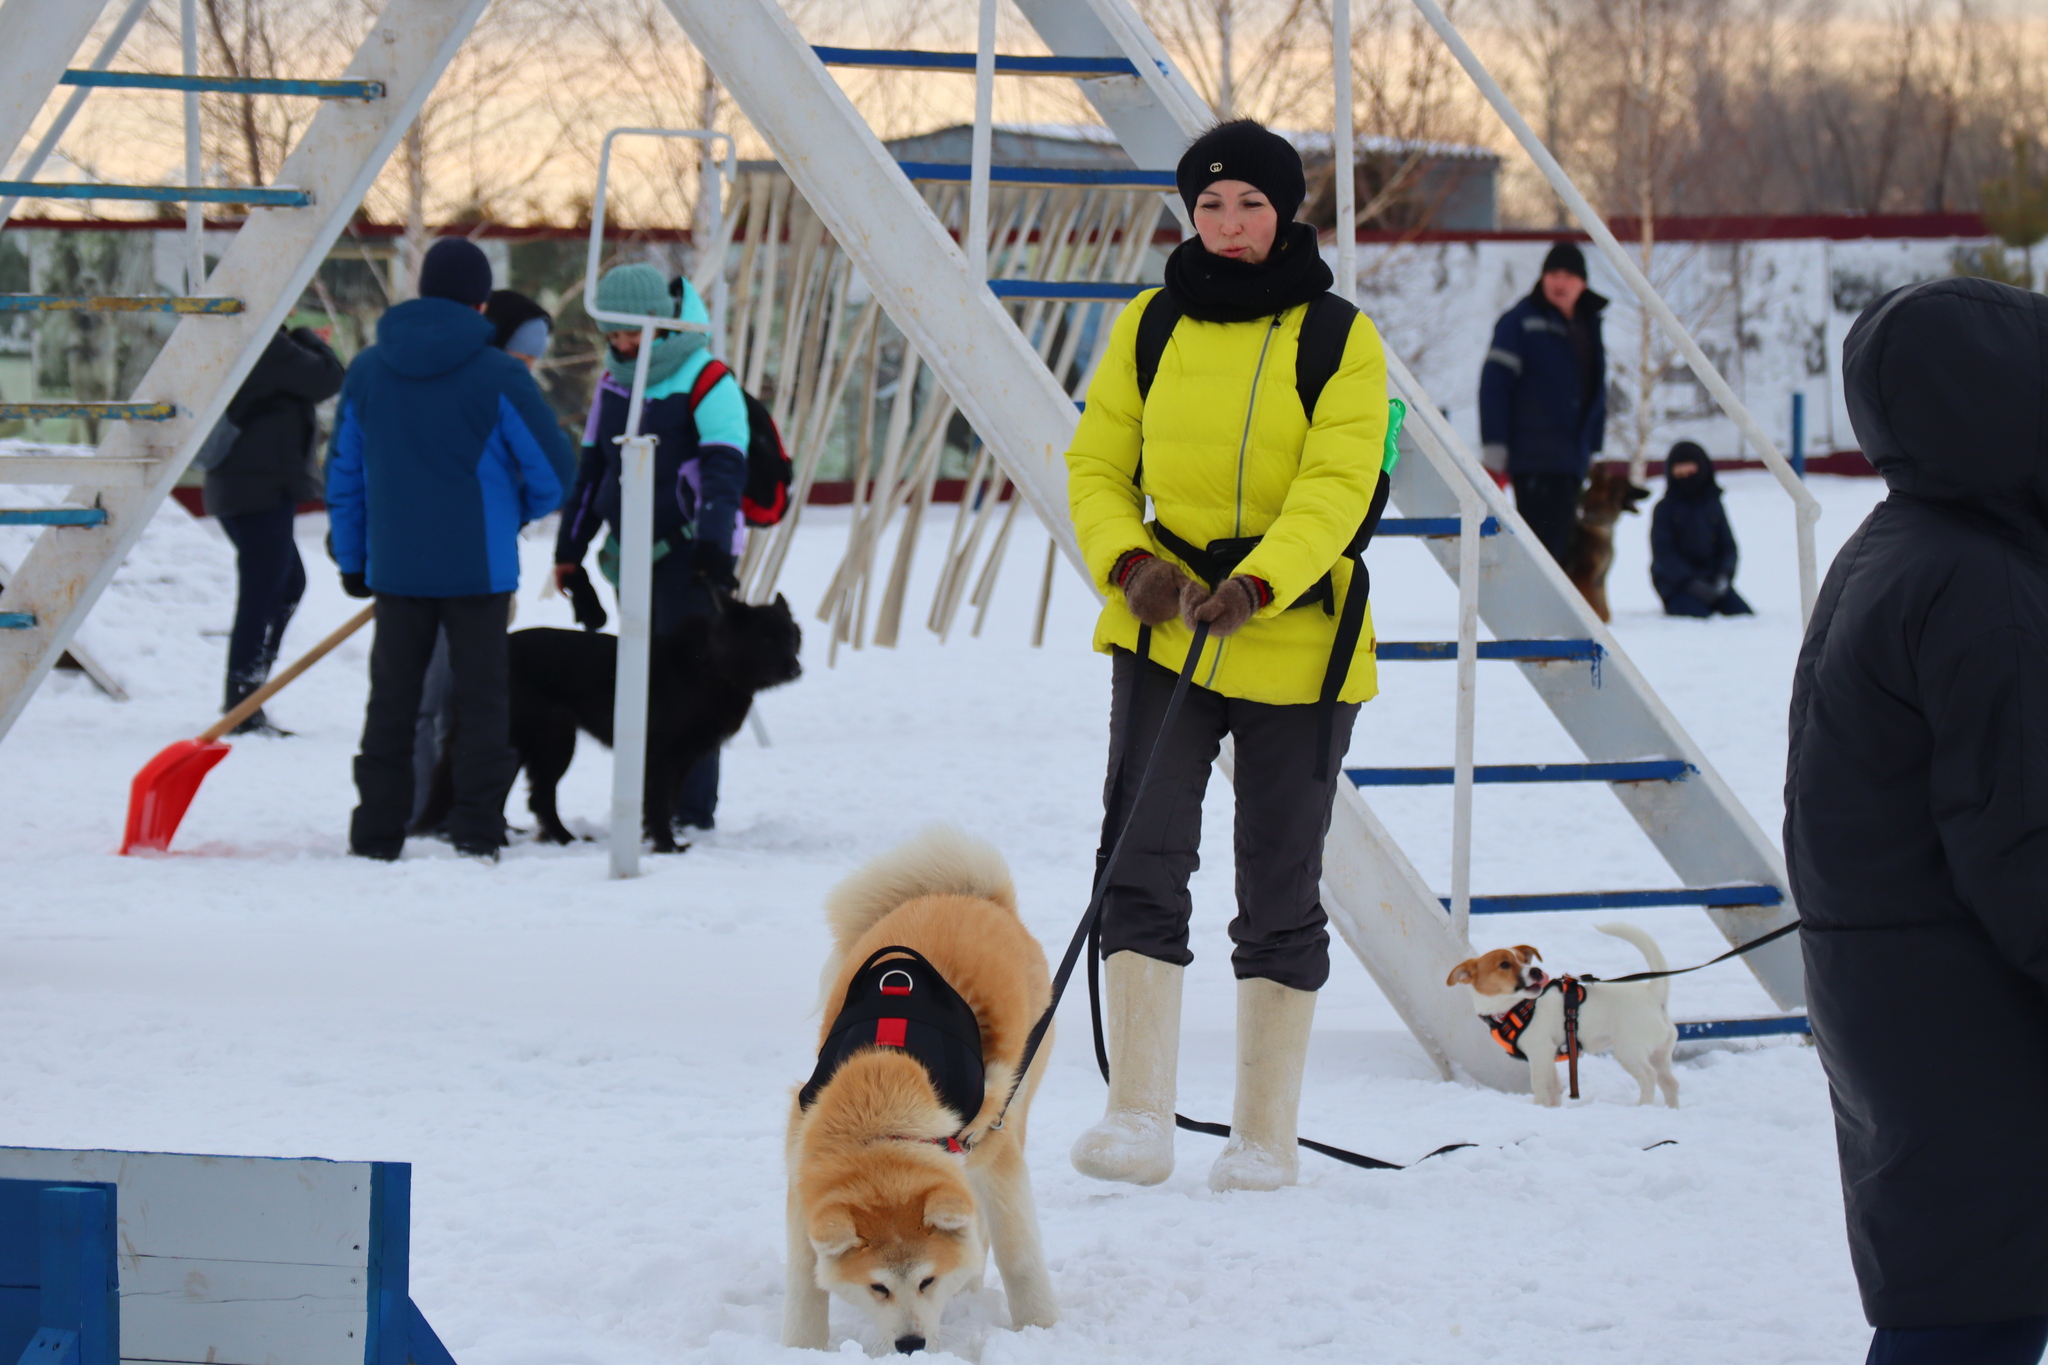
[
  {"xmin": 826, "ymin": 825, "xmax": 1017, "ymax": 954},
  {"xmin": 1595, "ymin": 921, "xmax": 1671, "ymax": 1006}
]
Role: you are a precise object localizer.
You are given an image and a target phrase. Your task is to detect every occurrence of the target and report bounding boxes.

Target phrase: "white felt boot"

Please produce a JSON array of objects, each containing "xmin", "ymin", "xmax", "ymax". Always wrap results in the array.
[
  {"xmin": 1208, "ymin": 978, "xmax": 1316, "ymax": 1192},
  {"xmin": 1070, "ymin": 952, "xmax": 1182, "ymax": 1186}
]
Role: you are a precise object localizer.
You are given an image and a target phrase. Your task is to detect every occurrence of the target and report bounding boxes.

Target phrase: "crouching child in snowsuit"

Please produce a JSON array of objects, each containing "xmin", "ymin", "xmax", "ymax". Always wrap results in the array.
[
  {"xmin": 1650, "ymin": 440, "xmax": 1752, "ymax": 617},
  {"xmin": 1064, "ymin": 119, "xmax": 1391, "ymax": 1193},
  {"xmin": 552, "ymin": 264, "xmax": 748, "ymax": 833},
  {"xmin": 1787, "ymin": 277, "xmax": 2048, "ymax": 1365}
]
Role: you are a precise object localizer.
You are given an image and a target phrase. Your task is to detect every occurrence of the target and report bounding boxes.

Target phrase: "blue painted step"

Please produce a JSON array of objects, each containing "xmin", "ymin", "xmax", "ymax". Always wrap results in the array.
[
  {"xmin": 62, "ymin": 70, "xmax": 383, "ymax": 99},
  {"xmin": 1441, "ymin": 884, "xmax": 1785, "ymax": 914},
  {"xmin": 0, "ymin": 510, "xmax": 105, "ymax": 526},
  {"xmin": 0, "ymin": 402, "xmax": 173, "ymax": 421},
  {"xmin": 0, "ymin": 614, "xmax": 32, "ymax": 629},
  {"xmin": 0, "ymin": 183, "xmax": 309, "ymax": 207},
  {"xmin": 1376, "ymin": 639, "xmax": 1601, "ymax": 662},
  {"xmin": 989, "ymin": 280, "xmax": 1148, "ymax": 300},
  {"xmin": 899, "ymin": 161, "xmax": 1176, "ymax": 191},
  {"xmin": 1677, "ymin": 1016, "xmax": 1809, "ymax": 1041},
  {"xmin": 1350, "ymin": 759, "xmax": 1694, "ymax": 787},
  {"xmin": 1376, "ymin": 516, "xmax": 1500, "ymax": 537},
  {"xmin": 813, "ymin": 46, "xmax": 1141, "ymax": 78},
  {"xmin": 0, "ymin": 295, "xmax": 242, "ymax": 314}
]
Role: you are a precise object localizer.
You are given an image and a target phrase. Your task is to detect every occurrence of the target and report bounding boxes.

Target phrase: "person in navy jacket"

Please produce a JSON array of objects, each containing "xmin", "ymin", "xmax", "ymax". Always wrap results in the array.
[
  {"xmin": 1479, "ymin": 241, "xmax": 1608, "ymax": 562},
  {"xmin": 325, "ymin": 238, "xmax": 575, "ymax": 861},
  {"xmin": 552, "ymin": 263, "xmax": 748, "ymax": 832},
  {"xmin": 1649, "ymin": 441, "xmax": 1752, "ymax": 617}
]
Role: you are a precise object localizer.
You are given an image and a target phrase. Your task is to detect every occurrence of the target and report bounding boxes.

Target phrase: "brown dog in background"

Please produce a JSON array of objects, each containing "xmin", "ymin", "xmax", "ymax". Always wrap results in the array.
[{"xmin": 1564, "ymin": 464, "xmax": 1651, "ymax": 622}]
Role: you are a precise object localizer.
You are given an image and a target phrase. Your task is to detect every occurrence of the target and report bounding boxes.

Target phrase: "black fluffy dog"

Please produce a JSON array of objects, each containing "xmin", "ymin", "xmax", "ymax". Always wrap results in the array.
[{"xmin": 419, "ymin": 594, "xmax": 801, "ymax": 852}]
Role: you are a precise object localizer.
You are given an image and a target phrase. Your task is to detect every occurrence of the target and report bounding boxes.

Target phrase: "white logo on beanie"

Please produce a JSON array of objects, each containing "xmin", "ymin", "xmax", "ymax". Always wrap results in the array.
[{"xmin": 1210, "ymin": 162, "xmax": 1223, "ymax": 172}]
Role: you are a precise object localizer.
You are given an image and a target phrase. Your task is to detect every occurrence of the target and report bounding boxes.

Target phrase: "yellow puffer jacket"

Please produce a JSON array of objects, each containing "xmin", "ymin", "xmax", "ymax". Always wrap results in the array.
[{"xmin": 1066, "ymin": 288, "xmax": 1391, "ymax": 705}]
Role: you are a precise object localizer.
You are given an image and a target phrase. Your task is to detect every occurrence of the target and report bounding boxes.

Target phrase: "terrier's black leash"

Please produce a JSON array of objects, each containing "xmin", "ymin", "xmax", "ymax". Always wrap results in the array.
[
  {"xmin": 982, "ymin": 620, "xmax": 1467, "ymax": 1171},
  {"xmin": 1577, "ymin": 919, "xmax": 1803, "ymax": 985}
]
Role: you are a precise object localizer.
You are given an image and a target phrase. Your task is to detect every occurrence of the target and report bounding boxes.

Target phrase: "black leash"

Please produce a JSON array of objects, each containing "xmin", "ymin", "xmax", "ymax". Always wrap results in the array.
[
  {"xmin": 1581, "ymin": 919, "xmax": 1803, "ymax": 985},
  {"xmin": 979, "ymin": 621, "xmax": 1215, "ymax": 1140},
  {"xmin": 983, "ymin": 618, "xmax": 1467, "ymax": 1172}
]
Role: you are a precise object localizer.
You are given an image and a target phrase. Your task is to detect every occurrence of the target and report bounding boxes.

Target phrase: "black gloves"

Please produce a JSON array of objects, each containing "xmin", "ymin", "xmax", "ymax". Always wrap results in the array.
[
  {"xmin": 693, "ymin": 540, "xmax": 738, "ymax": 592},
  {"xmin": 560, "ymin": 564, "xmax": 608, "ymax": 632},
  {"xmin": 1686, "ymin": 576, "xmax": 1730, "ymax": 605},
  {"xmin": 340, "ymin": 571, "xmax": 372, "ymax": 599}
]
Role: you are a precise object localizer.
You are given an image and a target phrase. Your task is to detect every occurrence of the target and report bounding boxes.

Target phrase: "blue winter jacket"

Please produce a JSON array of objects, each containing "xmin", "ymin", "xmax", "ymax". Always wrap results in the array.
[
  {"xmin": 325, "ymin": 297, "xmax": 575, "ymax": 596},
  {"xmin": 1479, "ymin": 286, "xmax": 1608, "ymax": 478}
]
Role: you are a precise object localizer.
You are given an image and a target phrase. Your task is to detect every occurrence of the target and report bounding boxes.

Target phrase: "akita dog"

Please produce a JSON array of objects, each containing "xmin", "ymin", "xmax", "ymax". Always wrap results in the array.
[{"xmin": 783, "ymin": 826, "xmax": 1058, "ymax": 1353}]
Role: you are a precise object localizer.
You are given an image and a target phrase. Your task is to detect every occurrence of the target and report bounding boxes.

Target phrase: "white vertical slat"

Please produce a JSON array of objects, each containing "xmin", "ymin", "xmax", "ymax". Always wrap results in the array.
[
  {"xmin": 967, "ymin": 0, "xmax": 999, "ymax": 284},
  {"xmin": 181, "ymin": 0, "xmax": 205, "ymax": 293},
  {"xmin": 1331, "ymin": 0, "xmax": 1356, "ymax": 304}
]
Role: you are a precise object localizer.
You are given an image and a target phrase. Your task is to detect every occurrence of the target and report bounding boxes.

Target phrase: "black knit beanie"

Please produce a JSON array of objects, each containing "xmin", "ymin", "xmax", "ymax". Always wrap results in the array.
[
  {"xmin": 1541, "ymin": 240, "xmax": 1588, "ymax": 279},
  {"xmin": 417, "ymin": 238, "xmax": 492, "ymax": 306},
  {"xmin": 1176, "ymin": 119, "xmax": 1306, "ymax": 225}
]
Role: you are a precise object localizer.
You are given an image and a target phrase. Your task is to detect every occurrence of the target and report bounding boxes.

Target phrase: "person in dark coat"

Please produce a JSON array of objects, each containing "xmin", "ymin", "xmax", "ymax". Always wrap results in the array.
[
  {"xmin": 326, "ymin": 240, "xmax": 575, "ymax": 861},
  {"xmin": 410, "ymin": 289, "xmax": 556, "ymax": 835},
  {"xmin": 1478, "ymin": 241, "xmax": 1608, "ymax": 562},
  {"xmin": 1785, "ymin": 276, "xmax": 2048, "ymax": 1365},
  {"xmin": 1649, "ymin": 440, "xmax": 1752, "ymax": 617},
  {"xmin": 202, "ymin": 324, "xmax": 345, "ymax": 734}
]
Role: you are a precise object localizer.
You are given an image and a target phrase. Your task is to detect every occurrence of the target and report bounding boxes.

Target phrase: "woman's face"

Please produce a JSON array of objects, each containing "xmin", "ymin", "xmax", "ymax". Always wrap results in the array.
[
  {"xmin": 607, "ymin": 329, "xmax": 641, "ymax": 358},
  {"xmin": 1669, "ymin": 460, "xmax": 1699, "ymax": 481},
  {"xmin": 1193, "ymin": 180, "xmax": 1279, "ymax": 264}
]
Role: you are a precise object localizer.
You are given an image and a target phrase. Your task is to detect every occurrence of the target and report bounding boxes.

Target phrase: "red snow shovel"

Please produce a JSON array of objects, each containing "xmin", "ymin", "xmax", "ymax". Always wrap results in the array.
[{"xmin": 121, "ymin": 603, "xmax": 375, "ymax": 854}]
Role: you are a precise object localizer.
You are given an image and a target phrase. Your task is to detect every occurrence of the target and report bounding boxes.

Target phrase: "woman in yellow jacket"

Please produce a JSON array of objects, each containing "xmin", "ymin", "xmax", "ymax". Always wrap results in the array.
[{"xmin": 1066, "ymin": 120, "xmax": 1390, "ymax": 1193}]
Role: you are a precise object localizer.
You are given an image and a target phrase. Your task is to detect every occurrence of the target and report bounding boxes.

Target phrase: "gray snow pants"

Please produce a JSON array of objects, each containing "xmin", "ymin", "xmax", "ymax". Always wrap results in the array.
[{"xmin": 1094, "ymin": 646, "xmax": 1359, "ymax": 992}]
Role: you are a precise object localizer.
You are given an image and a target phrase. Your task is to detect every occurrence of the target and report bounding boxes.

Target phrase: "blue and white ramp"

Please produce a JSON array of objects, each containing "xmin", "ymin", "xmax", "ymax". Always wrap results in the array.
[{"xmin": 0, "ymin": 1148, "xmax": 455, "ymax": 1365}]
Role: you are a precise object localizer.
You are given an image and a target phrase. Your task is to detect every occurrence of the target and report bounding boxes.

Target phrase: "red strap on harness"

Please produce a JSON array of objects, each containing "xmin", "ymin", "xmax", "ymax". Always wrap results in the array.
[
  {"xmin": 686, "ymin": 358, "xmax": 730, "ymax": 410},
  {"xmin": 875, "ymin": 1018, "xmax": 907, "ymax": 1048}
]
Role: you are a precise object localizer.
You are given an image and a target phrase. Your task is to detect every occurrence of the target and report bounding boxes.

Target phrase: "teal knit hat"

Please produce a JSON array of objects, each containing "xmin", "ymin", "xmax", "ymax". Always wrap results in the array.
[{"xmin": 594, "ymin": 263, "xmax": 676, "ymax": 322}]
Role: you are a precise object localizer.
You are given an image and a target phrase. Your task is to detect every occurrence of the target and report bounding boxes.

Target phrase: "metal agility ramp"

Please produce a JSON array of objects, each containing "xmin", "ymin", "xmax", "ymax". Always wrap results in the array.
[{"xmin": 0, "ymin": 0, "xmax": 1808, "ymax": 1091}]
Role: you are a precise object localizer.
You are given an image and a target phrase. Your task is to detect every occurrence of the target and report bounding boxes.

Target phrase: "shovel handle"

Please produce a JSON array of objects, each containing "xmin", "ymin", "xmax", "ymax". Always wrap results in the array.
[{"xmin": 199, "ymin": 603, "xmax": 375, "ymax": 744}]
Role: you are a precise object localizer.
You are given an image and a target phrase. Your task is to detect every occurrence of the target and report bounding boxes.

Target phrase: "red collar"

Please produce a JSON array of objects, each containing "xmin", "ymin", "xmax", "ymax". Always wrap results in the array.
[{"xmin": 887, "ymin": 1135, "xmax": 965, "ymax": 1154}]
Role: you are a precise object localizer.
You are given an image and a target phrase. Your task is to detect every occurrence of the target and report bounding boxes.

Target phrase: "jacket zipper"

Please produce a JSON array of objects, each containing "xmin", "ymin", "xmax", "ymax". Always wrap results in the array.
[{"xmin": 1208, "ymin": 314, "xmax": 1282, "ymax": 688}]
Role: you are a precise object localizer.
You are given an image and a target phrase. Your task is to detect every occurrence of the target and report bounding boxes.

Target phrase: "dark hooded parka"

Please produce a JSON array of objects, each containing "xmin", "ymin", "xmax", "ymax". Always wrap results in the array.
[
  {"xmin": 1785, "ymin": 277, "xmax": 2048, "ymax": 1329},
  {"xmin": 1649, "ymin": 443, "xmax": 1742, "ymax": 612}
]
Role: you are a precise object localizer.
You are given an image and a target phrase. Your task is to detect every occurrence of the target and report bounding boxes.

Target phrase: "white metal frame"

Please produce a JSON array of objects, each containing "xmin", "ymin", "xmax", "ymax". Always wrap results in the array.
[
  {"xmin": 581, "ymin": 125, "xmax": 733, "ymax": 879},
  {"xmin": 0, "ymin": 0, "xmax": 496, "ymax": 743}
]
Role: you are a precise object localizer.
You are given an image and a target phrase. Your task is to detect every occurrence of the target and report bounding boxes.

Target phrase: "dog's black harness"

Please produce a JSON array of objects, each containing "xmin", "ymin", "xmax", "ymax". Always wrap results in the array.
[{"xmin": 799, "ymin": 946, "xmax": 985, "ymax": 1128}]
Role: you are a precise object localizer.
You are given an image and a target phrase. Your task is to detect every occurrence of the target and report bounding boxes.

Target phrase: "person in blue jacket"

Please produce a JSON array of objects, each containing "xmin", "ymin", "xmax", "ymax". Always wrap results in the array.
[
  {"xmin": 326, "ymin": 238, "xmax": 576, "ymax": 861},
  {"xmin": 553, "ymin": 263, "xmax": 748, "ymax": 833},
  {"xmin": 1650, "ymin": 440, "xmax": 1752, "ymax": 617},
  {"xmin": 1479, "ymin": 241, "xmax": 1608, "ymax": 562}
]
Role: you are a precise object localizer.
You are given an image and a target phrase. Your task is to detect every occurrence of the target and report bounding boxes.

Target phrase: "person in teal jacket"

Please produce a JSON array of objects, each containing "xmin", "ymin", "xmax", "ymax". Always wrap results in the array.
[{"xmin": 552, "ymin": 263, "xmax": 750, "ymax": 832}]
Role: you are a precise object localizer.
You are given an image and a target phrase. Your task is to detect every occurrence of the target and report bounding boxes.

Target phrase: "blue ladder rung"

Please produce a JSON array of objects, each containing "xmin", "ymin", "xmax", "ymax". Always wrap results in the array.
[
  {"xmin": 62, "ymin": 70, "xmax": 383, "ymax": 99},
  {"xmin": 0, "ymin": 509, "xmax": 106, "ymax": 526},
  {"xmin": 0, "ymin": 182, "xmax": 310, "ymax": 207},
  {"xmin": 0, "ymin": 294, "xmax": 243, "ymax": 314},
  {"xmin": 899, "ymin": 161, "xmax": 1176, "ymax": 190},
  {"xmin": 1351, "ymin": 760, "xmax": 1694, "ymax": 787},
  {"xmin": 1377, "ymin": 516, "xmax": 1501, "ymax": 537},
  {"xmin": 989, "ymin": 280, "xmax": 1148, "ymax": 300},
  {"xmin": 0, "ymin": 613, "xmax": 34, "ymax": 629},
  {"xmin": 0, "ymin": 402, "xmax": 174, "ymax": 421},
  {"xmin": 1443, "ymin": 885, "xmax": 1785, "ymax": 914},
  {"xmin": 1376, "ymin": 639, "xmax": 1601, "ymax": 662},
  {"xmin": 813, "ymin": 46, "xmax": 1140, "ymax": 78},
  {"xmin": 1677, "ymin": 1015, "xmax": 1809, "ymax": 1041}
]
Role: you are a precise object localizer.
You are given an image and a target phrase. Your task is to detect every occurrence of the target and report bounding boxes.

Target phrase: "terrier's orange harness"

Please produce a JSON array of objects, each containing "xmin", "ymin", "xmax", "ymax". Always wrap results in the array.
[{"xmin": 1486, "ymin": 976, "xmax": 1590, "ymax": 1098}]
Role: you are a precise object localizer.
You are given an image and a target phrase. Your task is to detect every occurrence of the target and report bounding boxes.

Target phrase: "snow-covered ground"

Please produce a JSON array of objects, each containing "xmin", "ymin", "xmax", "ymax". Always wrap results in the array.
[{"xmin": 1, "ymin": 470, "xmax": 1886, "ymax": 1363}]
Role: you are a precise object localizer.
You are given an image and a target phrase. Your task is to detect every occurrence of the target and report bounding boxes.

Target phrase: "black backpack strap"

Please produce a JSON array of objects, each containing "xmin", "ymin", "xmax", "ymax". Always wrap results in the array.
[
  {"xmin": 1295, "ymin": 293, "xmax": 1359, "ymax": 423},
  {"xmin": 1133, "ymin": 288, "xmax": 1182, "ymax": 403}
]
